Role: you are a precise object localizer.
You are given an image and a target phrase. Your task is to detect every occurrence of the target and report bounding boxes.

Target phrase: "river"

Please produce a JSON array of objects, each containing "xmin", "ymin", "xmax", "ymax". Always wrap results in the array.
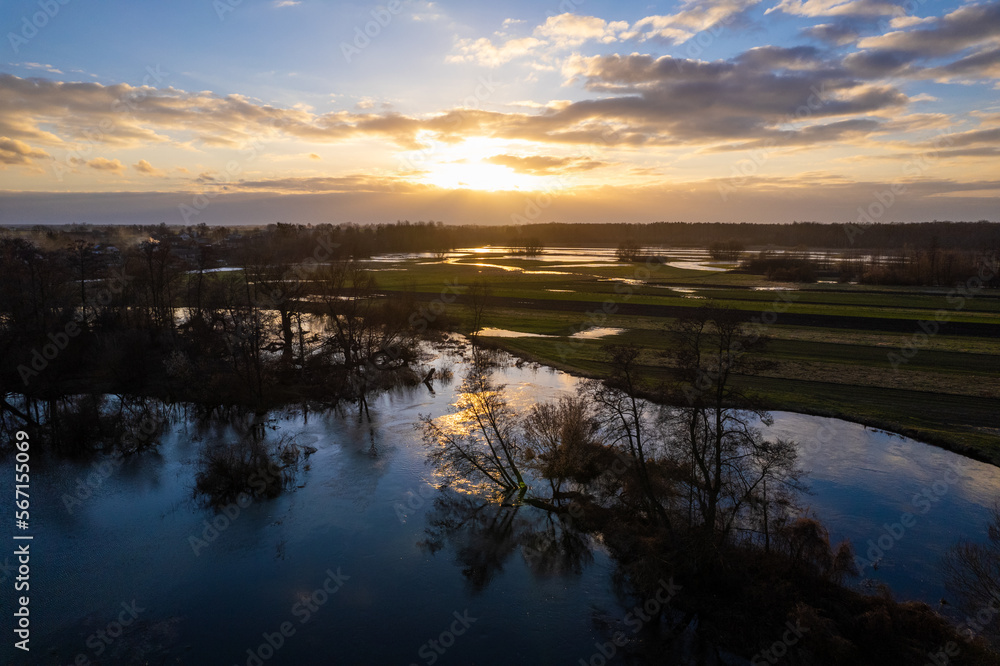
[{"xmin": 2, "ymin": 340, "xmax": 996, "ymax": 665}]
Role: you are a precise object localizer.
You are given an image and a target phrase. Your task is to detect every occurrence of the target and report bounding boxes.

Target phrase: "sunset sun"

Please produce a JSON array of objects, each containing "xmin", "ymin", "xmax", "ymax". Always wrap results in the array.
[
  {"xmin": 420, "ymin": 160, "xmax": 543, "ymax": 191},
  {"xmin": 402, "ymin": 135, "xmax": 571, "ymax": 192}
]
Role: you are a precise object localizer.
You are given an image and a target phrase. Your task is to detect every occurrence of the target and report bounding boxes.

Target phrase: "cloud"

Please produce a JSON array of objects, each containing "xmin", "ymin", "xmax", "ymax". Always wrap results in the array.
[
  {"xmin": 552, "ymin": 50, "xmax": 909, "ymax": 146},
  {"xmin": 627, "ymin": 0, "xmax": 761, "ymax": 44},
  {"xmin": 447, "ymin": 36, "xmax": 543, "ymax": 66},
  {"xmin": 534, "ymin": 14, "xmax": 629, "ymax": 47},
  {"xmin": 133, "ymin": 159, "xmax": 164, "ymax": 176},
  {"xmin": 735, "ymin": 45, "xmax": 826, "ymax": 69},
  {"xmin": 801, "ymin": 21, "xmax": 862, "ymax": 45},
  {"xmin": 0, "ymin": 137, "xmax": 51, "ymax": 166},
  {"xmin": 308, "ymin": 153, "xmax": 321, "ymax": 160},
  {"xmin": 0, "ymin": 30, "xmax": 960, "ymax": 180},
  {"xmin": 706, "ymin": 118, "xmax": 885, "ymax": 151},
  {"xmin": 449, "ymin": 3, "xmax": 759, "ymax": 64},
  {"xmin": 842, "ymin": 48, "xmax": 916, "ymax": 77},
  {"xmin": 888, "ymin": 15, "xmax": 934, "ymax": 29},
  {"xmin": 840, "ymin": 3, "xmax": 1000, "ymax": 83},
  {"xmin": 922, "ymin": 46, "xmax": 1000, "ymax": 81},
  {"xmin": 13, "ymin": 62, "xmax": 64, "ymax": 74},
  {"xmin": 767, "ymin": 0, "xmax": 904, "ymax": 18},
  {"xmin": 0, "ymin": 74, "xmax": 378, "ymax": 151},
  {"xmin": 87, "ymin": 157, "xmax": 125, "ymax": 174},
  {"xmin": 0, "ymin": 75, "xmax": 200, "ymax": 148},
  {"xmin": 410, "ymin": 1, "xmax": 445, "ymax": 22},
  {"xmin": 928, "ymin": 126, "xmax": 1000, "ymax": 149},
  {"xmin": 873, "ymin": 146, "xmax": 1000, "ymax": 160},
  {"xmin": 446, "ymin": 14, "xmax": 625, "ymax": 65},
  {"xmin": 225, "ymin": 174, "xmax": 421, "ymax": 193},
  {"xmin": 272, "ymin": 1, "xmax": 301, "ymax": 7},
  {"xmin": 484, "ymin": 154, "xmax": 608, "ymax": 174},
  {"xmin": 857, "ymin": 2, "xmax": 1000, "ymax": 56}
]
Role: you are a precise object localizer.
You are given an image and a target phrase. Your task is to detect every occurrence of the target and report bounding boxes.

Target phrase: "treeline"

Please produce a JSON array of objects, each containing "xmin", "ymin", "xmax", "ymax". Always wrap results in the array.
[
  {"xmin": 739, "ymin": 247, "xmax": 1000, "ymax": 286},
  {"xmin": 515, "ymin": 220, "xmax": 1000, "ymax": 251},
  {"xmin": 6, "ymin": 220, "xmax": 1000, "ymax": 258},
  {"xmin": 0, "ymin": 230, "xmax": 437, "ymax": 450},
  {"xmin": 840, "ymin": 245, "xmax": 1000, "ymax": 287}
]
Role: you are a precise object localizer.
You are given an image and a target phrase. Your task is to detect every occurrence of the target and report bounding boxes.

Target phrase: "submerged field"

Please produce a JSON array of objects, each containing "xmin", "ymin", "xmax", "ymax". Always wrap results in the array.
[{"xmin": 365, "ymin": 247, "xmax": 1000, "ymax": 464}]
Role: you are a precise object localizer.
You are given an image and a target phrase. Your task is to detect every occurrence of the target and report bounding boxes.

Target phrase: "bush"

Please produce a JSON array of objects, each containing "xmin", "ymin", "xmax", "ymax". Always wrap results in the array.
[
  {"xmin": 741, "ymin": 252, "xmax": 818, "ymax": 282},
  {"xmin": 709, "ymin": 240, "xmax": 745, "ymax": 262},
  {"xmin": 194, "ymin": 431, "xmax": 297, "ymax": 507}
]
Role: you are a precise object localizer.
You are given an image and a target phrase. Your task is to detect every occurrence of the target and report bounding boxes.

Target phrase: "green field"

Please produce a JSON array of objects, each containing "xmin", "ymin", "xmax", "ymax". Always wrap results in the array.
[{"xmin": 364, "ymin": 250, "xmax": 1000, "ymax": 465}]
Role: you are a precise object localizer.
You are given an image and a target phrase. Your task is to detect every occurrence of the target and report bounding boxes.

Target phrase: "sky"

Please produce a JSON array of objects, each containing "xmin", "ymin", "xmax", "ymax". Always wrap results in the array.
[{"xmin": 1, "ymin": 0, "xmax": 998, "ymax": 225}]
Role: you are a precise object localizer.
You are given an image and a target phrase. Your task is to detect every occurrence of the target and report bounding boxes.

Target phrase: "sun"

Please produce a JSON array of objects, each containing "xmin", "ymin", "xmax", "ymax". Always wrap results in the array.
[
  {"xmin": 422, "ymin": 160, "xmax": 541, "ymax": 191},
  {"xmin": 399, "ymin": 135, "xmax": 567, "ymax": 192}
]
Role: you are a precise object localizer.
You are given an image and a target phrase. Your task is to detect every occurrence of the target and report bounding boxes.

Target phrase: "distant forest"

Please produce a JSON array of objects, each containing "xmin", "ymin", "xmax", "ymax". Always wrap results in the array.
[
  {"xmin": 468, "ymin": 220, "xmax": 1000, "ymax": 252},
  {"xmin": 5, "ymin": 219, "xmax": 1000, "ymax": 257}
]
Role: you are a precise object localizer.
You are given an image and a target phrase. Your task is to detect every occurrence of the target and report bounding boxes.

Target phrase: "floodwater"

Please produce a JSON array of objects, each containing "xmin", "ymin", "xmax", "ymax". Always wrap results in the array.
[
  {"xmin": 764, "ymin": 412, "xmax": 1000, "ymax": 606},
  {"xmin": 477, "ymin": 327, "xmax": 625, "ymax": 340},
  {"xmin": 2, "ymin": 343, "xmax": 996, "ymax": 664},
  {"xmin": 430, "ymin": 246, "xmax": 727, "ymax": 272}
]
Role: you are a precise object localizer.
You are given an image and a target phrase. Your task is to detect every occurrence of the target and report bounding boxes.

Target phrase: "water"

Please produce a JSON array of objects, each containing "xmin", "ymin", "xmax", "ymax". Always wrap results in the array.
[
  {"xmin": 477, "ymin": 327, "xmax": 624, "ymax": 340},
  {"xmin": 394, "ymin": 246, "xmax": 888, "ymax": 273},
  {"xmin": 766, "ymin": 412, "xmax": 1000, "ymax": 606},
  {"xmin": 3, "ymin": 351, "xmax": 616, "ymax": 666},
  {"xmin": 434, "ymin": 246, "xmax": 727, "ymax": 272},
  {"xmin": 2, "ymin": 345, "xmax": 996, "ymax": 664}
]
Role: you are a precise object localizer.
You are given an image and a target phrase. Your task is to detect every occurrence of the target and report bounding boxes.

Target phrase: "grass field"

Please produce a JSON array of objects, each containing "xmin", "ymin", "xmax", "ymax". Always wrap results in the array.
[{"xmin": 371, "ymin": 250, "xmax": 1000, "ymax": 464}]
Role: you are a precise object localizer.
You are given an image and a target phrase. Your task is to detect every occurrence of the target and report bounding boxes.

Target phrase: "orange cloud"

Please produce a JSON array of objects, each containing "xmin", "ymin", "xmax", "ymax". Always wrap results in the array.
[
  {"xmin": 133, "ymin": 159, "xmax": 164, "ymax": 176},
  {"xmin": 87, "ymin": 157, "xmax": 125, "ymax": 174}
]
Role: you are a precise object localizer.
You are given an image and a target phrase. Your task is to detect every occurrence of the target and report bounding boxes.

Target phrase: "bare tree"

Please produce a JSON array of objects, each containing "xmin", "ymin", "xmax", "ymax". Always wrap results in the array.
[
  {"xmin": 664, "ymin": 306, "xmax": 800, "ymax": 547},
  {"xmin": 316, "ymin": 261, "xmax": 415, "ymax": 418},
  {"xmin": 241, "ymin": 247, "xmax": 303, "ymax": 366},
  {"xmin": 466, "ymin": 279, "xmax": 494, "ymax": 340},
  {"xmin": 522, "ymin": 395, "xmax": 600, "ymax": 496},
  {"xmin": 68, "ymin": 239, "xmax": 100, "ymax": 328},
  {"xmin": 580, "ymin": 344, "xmax": 672, "ymax": 529},
  {"xmin": 420, "ymin": 362, "xmax": 526, "ymax": 497},
  {"xmin": 942, "ymin": 503, "xmax": 1000, "ymax": 646},
  {"xmin": 222, "ymin": 273, "xmax": 270, "ymax": 406},
  {"xmin": 708, "ymin": 240, "xmax": 745, "ymax": 262},
  {"xmin": 520, "ymin": 237, "xmax": 544, "ymax": 257},
  {"xmin": 128, "ymin": 237, "xmax": 182, "ymax": 330},
  {"xmin": 187, "ymin": 243, "xmax": 217, "ymax": 331},
  {"xmin": 615, "ymin": 239, "xmax": 642, "ymax": 262}
]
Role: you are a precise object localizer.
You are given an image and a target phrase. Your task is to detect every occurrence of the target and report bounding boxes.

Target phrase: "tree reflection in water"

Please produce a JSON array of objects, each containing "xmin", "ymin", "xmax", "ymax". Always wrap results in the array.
[{"xmin": 419, "ymin": 490, "xmax": 593, "ymax": 592}]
